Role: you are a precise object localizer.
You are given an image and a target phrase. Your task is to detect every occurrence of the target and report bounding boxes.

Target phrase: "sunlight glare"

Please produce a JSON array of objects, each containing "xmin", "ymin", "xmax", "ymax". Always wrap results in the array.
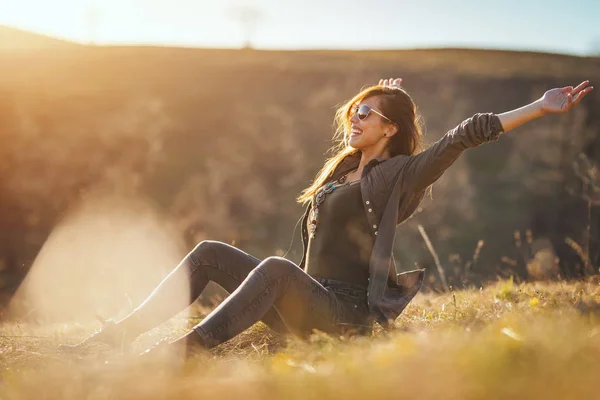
[
  {"xmin": 10, "ymin": 195, "xmax": 190, "ymax": 326},
  {"xmin": 1, "ymin": 0, "xmax": 237, "ymax": 46}
]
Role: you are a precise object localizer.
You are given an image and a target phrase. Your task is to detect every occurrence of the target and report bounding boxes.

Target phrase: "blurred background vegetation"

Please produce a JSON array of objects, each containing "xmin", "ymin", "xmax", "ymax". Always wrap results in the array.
[{"xmin": 0, "ymin": 26, "xmax": 599, "ymax": 306}]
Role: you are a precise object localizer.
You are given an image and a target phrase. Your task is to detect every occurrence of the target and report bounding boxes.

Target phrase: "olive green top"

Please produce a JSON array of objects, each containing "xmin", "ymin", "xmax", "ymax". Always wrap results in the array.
[{"xmin": 304, "ymin": 182, "xmax": 373, "ymax": 287}]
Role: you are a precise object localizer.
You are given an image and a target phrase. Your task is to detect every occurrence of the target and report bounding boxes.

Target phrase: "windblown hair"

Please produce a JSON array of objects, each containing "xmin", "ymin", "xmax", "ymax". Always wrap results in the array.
[{"xmin": 297, "ymin": 85, "xmax": 425, "ymax": 204}]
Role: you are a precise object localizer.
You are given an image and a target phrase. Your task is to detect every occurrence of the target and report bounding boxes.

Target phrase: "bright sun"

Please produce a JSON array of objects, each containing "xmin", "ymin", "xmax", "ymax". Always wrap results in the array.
[
  {"xmin": 3, "ymin": 0, "xmax": 95, "ymax": 42},
  {"xmin": 1, "ymin": 0, "xmax": 237, "ymax": 46}
]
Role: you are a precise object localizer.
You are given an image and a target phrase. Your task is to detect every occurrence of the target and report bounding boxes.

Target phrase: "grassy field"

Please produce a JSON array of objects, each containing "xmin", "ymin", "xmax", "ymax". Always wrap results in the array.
[{"xmin": 1, "ymin": 277, "xmax": 600, "ymax": 399}]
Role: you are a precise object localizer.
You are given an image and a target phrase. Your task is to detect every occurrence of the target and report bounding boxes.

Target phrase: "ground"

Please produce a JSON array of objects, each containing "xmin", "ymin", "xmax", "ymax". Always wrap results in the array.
[{"xmin": 1, "ymin": 277, "xmax": 600, "ymax": 399}]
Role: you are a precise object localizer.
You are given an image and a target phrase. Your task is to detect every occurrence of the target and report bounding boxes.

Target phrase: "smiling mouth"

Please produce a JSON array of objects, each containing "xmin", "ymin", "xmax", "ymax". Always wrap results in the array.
[{"xmin": 351, "ymin": 128, "xmax": 362, "ymax": 136}]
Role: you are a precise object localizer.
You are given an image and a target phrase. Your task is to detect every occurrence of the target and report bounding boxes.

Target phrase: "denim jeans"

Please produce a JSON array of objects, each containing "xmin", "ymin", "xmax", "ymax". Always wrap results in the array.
[{"xmin": 123, "ymin": 240, "xmax": 372, "ymax": 349}]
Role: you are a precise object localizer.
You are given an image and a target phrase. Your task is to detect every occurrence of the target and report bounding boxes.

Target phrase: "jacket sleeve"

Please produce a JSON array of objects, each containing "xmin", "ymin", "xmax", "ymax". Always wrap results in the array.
[{"xmin": 402, "ymin": 113, "xmax": 504, "ymax": 192}]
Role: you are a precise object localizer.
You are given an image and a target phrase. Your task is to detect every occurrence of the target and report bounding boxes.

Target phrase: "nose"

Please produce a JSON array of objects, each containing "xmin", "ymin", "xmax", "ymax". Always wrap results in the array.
[{"xmin": 349, "ymin": 112, "xmax": 359, "ymax": 123}]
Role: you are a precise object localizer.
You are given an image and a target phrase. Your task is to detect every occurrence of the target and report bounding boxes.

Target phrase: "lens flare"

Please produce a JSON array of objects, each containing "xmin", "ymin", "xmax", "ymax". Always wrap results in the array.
[{"xmin": 10, "ymin": 196, "xmax": 190, "ymax": 329}]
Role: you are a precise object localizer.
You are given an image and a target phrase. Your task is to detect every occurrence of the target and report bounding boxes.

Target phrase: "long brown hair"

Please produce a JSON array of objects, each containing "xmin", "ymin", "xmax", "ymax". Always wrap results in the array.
[{"xmin": 297, "ymin": 85, "xmax": 425, "ymax": 204}]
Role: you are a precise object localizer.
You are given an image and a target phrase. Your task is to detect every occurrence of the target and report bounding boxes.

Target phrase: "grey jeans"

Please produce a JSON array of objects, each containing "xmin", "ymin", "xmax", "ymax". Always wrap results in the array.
[{"xmin": 125, "ymin": 240, "xmax": 372, "ymax": 348}]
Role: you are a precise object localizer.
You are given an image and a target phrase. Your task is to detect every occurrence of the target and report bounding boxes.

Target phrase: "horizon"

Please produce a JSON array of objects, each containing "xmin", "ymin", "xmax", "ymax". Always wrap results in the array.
[
  {"xmin": 0, "ymin": 24, "xmax": 598, "ymax": 57},
  {"xmin": 1, "ymin": 23, "xmax": 597, "ymax": 59},
  {"xmin": 1, "ymin": 0, "xmax": 599, "ymax": 56}
]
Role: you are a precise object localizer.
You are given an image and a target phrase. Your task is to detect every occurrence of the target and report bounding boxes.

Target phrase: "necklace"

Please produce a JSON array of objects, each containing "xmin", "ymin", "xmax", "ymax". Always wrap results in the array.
[{"xmin": 308, "ymin": 171, "xmax": 360, "ymax": 239}]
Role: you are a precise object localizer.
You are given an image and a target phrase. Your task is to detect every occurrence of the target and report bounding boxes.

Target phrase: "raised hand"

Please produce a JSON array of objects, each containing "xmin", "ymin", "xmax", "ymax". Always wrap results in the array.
[
  {"xmin": 379, "ymin": 78, "xmax": 403, "ymax": 89},
  {"xmin": 540, "ymin": 80, "xmax": 593, "ymax": 115}
]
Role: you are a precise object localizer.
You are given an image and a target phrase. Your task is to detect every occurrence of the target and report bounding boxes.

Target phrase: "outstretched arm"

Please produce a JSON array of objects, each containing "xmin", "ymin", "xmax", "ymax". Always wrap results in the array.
[
  {"xmin": 381, "ymin": 79, "xmax": 594, "ymax": 192},
  {"xmin": 497, "ymin": 80, "xmax": 593, "ymax": 132}
]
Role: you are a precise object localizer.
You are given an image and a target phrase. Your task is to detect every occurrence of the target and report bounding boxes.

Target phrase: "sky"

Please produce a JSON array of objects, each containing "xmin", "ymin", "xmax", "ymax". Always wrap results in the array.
[{"xmin": 1, "ymin": 0, "xmax": 600, "ymax": 55}]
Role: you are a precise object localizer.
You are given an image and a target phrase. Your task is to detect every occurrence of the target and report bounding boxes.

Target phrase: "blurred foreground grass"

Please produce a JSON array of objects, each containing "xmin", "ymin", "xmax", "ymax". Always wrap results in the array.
[{"xmin": 1, "ymin": 277, "xmax": 600, "ymax": 399}]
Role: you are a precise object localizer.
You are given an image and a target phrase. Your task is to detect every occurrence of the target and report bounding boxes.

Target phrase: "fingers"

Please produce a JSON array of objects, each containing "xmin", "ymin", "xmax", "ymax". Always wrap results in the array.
[
  {"xmin": 572, "ymin": 85, "xmax": 594, "ymax": 106},
  {"xmin": 571, "ymin": 80, "xmax": 590, "ymax": 96},
  {"xmin": 379, "ymin": 78, "xmax": 403, "ymax": 88},
  {"xmin": 554, "ymin": 81, "xmax": 593, "ymax": 111}
]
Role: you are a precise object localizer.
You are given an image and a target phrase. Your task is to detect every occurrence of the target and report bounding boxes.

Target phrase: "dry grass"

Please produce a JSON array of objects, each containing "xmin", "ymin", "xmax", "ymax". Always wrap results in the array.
[{"xmin": 2, "ymin": 277, "xmax": 600, "ymax": 399}]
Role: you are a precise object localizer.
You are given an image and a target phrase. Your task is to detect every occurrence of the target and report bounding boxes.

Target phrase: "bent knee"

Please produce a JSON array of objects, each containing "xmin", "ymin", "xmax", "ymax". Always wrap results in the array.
[
  {"xmin": 254, "ymin": 256, "xmax": 301, "ymax": 280},
  {"xmin": 189, "ymin": 240, "xmax": 227, "ymax": 266}
]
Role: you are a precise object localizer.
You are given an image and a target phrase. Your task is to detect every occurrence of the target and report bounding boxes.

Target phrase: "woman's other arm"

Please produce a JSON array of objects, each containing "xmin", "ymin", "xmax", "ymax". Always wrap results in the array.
[
  {"xmin": 397, "ymin": 80, "xmax": 593, "ymax": 192},
  {"xmin": 399, "ymin": 113, "xmax": 504, "ymax": 192}
]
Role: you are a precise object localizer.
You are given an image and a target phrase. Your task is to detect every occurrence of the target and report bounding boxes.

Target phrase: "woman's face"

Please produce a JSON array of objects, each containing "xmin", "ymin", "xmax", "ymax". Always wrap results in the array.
[{"xmin": 347, "ymin": 96, "xmax": 393, "ymax": 150}]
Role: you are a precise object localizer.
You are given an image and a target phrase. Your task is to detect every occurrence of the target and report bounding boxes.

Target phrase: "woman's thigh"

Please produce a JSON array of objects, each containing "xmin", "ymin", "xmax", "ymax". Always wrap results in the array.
[{"xmin": 254, "ymin": 257, "xmax": 369, "ymax": 337}]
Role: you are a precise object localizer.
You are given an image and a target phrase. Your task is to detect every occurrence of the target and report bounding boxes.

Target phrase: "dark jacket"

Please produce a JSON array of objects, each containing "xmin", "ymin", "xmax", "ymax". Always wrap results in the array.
[{"xmin": 299, "ymin": 113, "xmax": 505, "ymax": 326}]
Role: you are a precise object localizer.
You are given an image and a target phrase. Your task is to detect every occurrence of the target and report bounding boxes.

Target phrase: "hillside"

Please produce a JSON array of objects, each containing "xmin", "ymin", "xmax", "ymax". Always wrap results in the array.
[
  {"xmin": 0, "ymin": 35, "xmax": 599, "ymax": 308},
  {"xmin": 0, "ymin": 25, "xmax": 80, "ymax": 51}
]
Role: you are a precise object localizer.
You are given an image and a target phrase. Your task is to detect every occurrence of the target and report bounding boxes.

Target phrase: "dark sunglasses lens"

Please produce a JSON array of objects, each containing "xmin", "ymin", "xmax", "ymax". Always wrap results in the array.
[{"xmin": 357, "ymin": 105, "xmax": 370, "ymax": 120}]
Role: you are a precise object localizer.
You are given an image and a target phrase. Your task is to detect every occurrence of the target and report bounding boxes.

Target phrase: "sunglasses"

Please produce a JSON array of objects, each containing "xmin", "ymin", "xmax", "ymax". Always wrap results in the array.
[{"xmin": 350, "ymin": 104, "xmax": 393, "ymax": 123}]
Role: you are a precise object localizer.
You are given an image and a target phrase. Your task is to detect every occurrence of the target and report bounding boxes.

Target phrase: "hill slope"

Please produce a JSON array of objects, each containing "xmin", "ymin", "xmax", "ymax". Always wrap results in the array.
[
  {"xmin": 0, "ymin": 38, "xmax": 598, "ymax": 300},
  {"xmin": 0, "ymin": 25, "xmax": 80, "ymax": 51}
]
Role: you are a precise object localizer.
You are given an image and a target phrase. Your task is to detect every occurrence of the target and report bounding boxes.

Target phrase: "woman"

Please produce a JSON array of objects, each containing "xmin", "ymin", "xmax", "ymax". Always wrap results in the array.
[{"xmin": 62, "ymin": 78, "xmax": 593, "ymax": 353}]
